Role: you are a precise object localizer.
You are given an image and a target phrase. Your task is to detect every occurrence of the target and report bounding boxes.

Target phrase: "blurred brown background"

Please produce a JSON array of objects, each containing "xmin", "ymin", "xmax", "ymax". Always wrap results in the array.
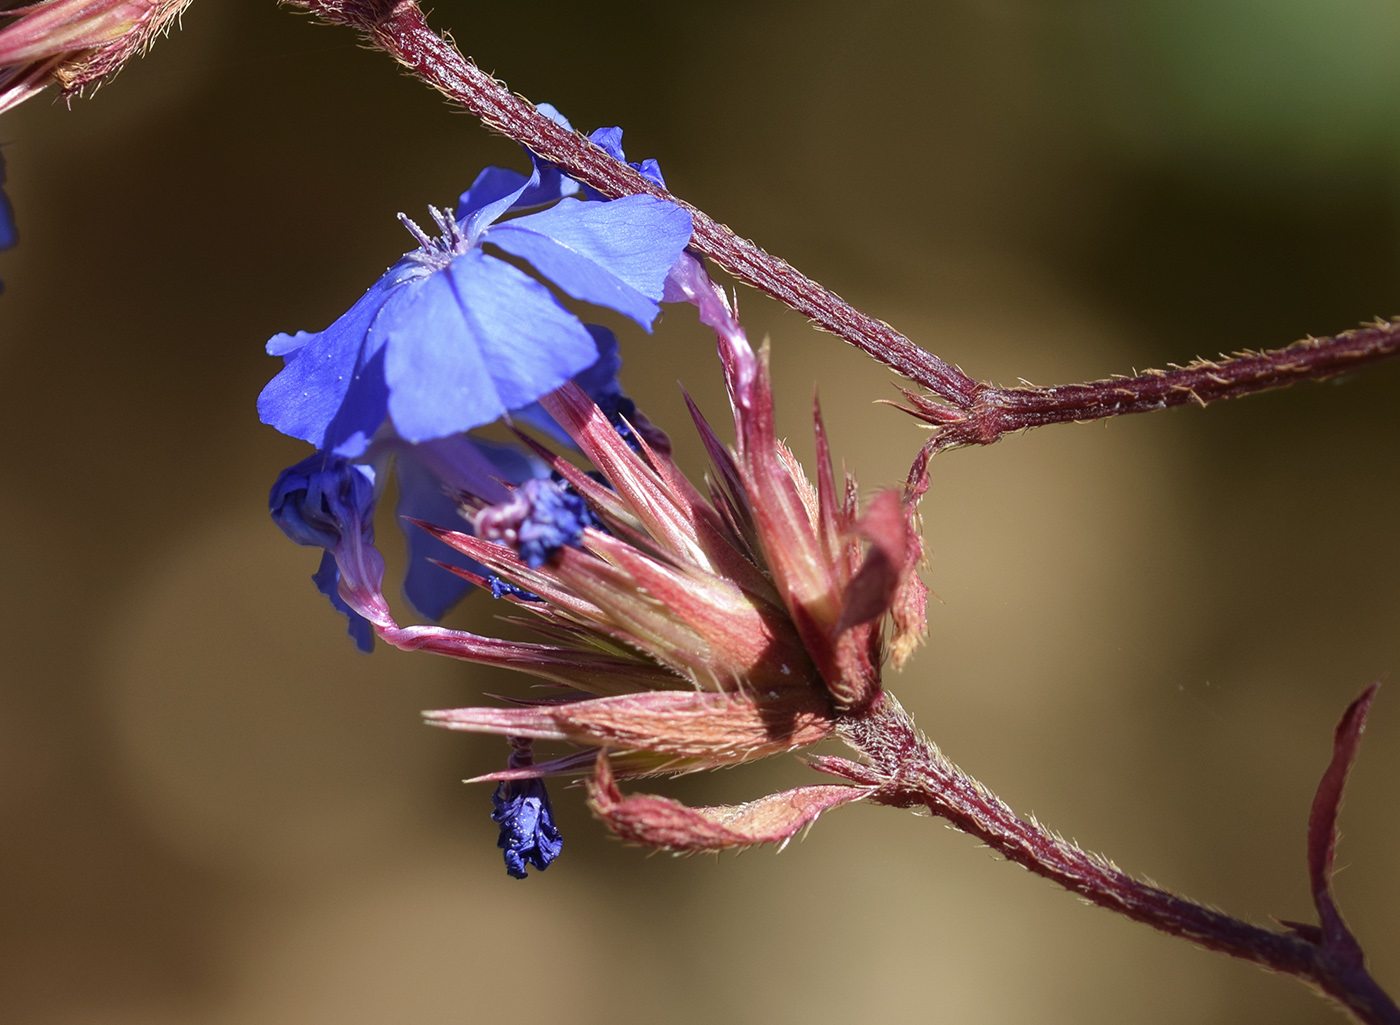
[{"xmin": 1, "ymin": 2, "xmax": 1398, "ymax": 1022}]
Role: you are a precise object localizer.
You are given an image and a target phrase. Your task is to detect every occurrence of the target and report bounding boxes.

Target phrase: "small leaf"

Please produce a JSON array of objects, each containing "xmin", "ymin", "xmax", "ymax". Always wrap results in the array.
[{"xmin": 1307, "ymin": 682, "xmax": 1379, "ymax": 959}]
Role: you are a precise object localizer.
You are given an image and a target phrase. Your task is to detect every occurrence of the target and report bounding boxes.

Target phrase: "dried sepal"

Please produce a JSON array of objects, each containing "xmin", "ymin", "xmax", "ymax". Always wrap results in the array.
[
  {"xmin": 586, "ymin": 752, "xmax": 872, "ymax": 852},
  {"xmin": 380, "ymin": 622, "xmax": 680, "ymax": 695},
  {"xmin": 424, "ymin": 687, "xmax": 836, "ymax": 767}
]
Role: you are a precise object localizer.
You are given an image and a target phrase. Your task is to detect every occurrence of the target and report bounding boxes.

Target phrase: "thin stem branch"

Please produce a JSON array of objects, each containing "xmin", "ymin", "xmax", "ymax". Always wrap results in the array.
[
  {"xmin": 827, "ymin": 695, "xmax": 1400, "ymax": 1025},
  {"xmin": 901, "ymin": 320, "xmax": 1400, "ymax": 451},
  {"xmin": 286, "ymin": 0, "xmax": 980, "ymax": 407},
  {"xmin": 284, "ymin": 5, "xmax": 1399, "ymax": 1017},
  {"xmin": 289, "ymin": 0, "xmax": 1400, "ymax": 444}
]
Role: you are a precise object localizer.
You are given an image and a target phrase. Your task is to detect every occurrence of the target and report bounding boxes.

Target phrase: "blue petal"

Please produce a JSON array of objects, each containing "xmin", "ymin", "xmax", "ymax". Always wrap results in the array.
[
  {"xmin": 483, "ymin": 195, "xmax": 692, "ymax": 328},
  {"xmin": 396, "ymin": 434, "xmax": 548, "ymax": 618},
  {"xmin": 535, "ymin": 103, "xmax": 574, "ymax": 131},
  {"xmin": 396, "ymin": 451, "xmax": 479, "ymax": 620},
  {"xmin": 584, "ymin": 126, "xmax": 668, "ymax": 198},
  {"xmin": 511, "ymin": 324, "xmax": 624, "ymax": 446},
  {"xmin": 382, "ymin": 248, "xmax": 598, "ymax": 442},
  {"xmin": 569, "ymin": 323, "xmax": 625, "ymax": 402},
  {"xmin": 456, "ymin": 165, "xmax": 576, "ymax": 231},
  {"xmin": 271, "ymin": 453, "xmax": 378, "ymax": 653},
  {"xmin": 324, "ymin": 340, "xmax": 390, "ymax": 458},
  {"xmin": 258, "ymin": 271, "xmax": 406, "ymax": 449},
  {"xmin": 633, "ymin": 158, "xmax": 666, "ymax": 189},
  {"xmin": 269, "ymin": 451, "xmax": 376, "ymax": 550},
  {"xmin": 456, "ymin": 165, "xmax": 537, "ymax": 240}
]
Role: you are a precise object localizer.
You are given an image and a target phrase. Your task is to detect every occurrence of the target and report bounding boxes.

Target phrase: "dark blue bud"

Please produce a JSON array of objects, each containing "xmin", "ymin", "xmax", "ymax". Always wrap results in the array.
[
  {"xmin": 270, "ymin": 451, "xmax": 378, "ymax": 652},
  {"xmin": 270, "ymin": 451, "xmax": 376, "ymax": 551},
  {"xmin": 491, "ymin": 777, "xmax": 564, "ymax": 879}
]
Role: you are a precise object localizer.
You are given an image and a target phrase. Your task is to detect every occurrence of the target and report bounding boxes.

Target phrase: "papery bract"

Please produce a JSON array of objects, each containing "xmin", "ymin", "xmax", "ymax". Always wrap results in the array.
[{"xmin": 587, "ymin": 752, "xmax": 871, "ymax": 853}]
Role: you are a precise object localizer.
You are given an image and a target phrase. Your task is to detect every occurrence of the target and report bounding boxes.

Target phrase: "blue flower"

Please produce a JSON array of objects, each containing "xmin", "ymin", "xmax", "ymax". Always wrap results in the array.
[
  {"xmin": 257, "ymin": 138, "xmax": 692, "ymax": 458},
  {"xmin": 270, "ymin": 452, "xmax": 379, "ymax": 652},
  {"xmin": 262, "ymin": 110, "xmax": 686, "ymax": 642},
  {"xmin": 267, "ymin": 321, "xmax": 645, "ymax": 640},
  {"xmin": 492, "ymin": 776, "xmax": 564, "ymax": 879},
  {"xmin": 0, "ymin": 151, "xmax": 16, "ymax": 291}
]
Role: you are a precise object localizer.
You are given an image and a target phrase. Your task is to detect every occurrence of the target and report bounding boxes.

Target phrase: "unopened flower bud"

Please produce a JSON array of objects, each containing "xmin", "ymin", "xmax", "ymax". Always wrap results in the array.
[{"xmin": 491, "ymin": 738, "xmax": 563, "ymax": 878}]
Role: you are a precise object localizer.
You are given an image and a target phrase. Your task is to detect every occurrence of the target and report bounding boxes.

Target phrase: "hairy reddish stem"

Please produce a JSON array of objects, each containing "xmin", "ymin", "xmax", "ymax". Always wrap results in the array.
[
  {"xmin": 290, "ymin": 0, "xmax": 1400, "ymax": 442},
  {"xmin": 284, "ymin": 5, "xmax": 1399, "ymax": 1016},
  {"xmin": 903, "ymin": 320, "xmax": 1400, "ymax": 451},
  {"xmin": 830, "ymin": 695, "xmax": 1399, "ymax": 1025},
  {"xmin": 286, "ymin": 0, "xmax": 979, "ymax": 406}
]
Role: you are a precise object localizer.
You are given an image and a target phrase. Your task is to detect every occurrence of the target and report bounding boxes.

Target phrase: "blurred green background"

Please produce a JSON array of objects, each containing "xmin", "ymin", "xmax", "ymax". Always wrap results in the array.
[{"xmin": 1, "ymin": 2, "xmax": 1398, "ymax": 1022}]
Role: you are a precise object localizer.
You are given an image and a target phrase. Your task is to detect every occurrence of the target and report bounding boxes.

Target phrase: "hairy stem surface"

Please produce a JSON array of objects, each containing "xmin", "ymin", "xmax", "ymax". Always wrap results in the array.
[
  {"xmin": 288, "ymin": 0, "xmax": 979, "ymax": 405},
  {"xmin": 292, "ymin": 0, "xmax": 1400, "ymax": 448},
  {"xmin": 833, "ymin": 695, "xmax": 1399, "ymax": 1025}
]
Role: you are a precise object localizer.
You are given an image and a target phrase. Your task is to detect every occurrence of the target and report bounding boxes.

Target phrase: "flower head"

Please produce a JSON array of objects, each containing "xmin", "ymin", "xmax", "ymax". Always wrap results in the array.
[
  {"xmin": 0, "ymin": 0, "xmax": 190, "ymax": 113},
  {"xmin": 262, "ymin": 115, "xmax": 691, "ymax": 625},
  {"xmin": 257, "ymin": 119, "xmax": 692, "ymax": 457},
  {"xmin": 314, "ymin": 255, "xmax": 927, "ymax": 866}
]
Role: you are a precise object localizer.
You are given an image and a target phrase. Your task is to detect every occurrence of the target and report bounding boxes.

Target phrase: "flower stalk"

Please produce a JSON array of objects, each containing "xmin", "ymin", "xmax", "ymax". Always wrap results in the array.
[
  {"xmin": 814, "ymin": 689, "xmax": 1398, "ymax": 1025},
  {"xmin": 290, "ymin": 0, "xmax": 1400, "ymax": 463}
]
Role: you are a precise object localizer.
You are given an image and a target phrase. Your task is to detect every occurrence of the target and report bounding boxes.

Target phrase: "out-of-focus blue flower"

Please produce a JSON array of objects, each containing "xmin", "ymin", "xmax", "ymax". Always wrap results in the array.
[
  {"xmin": 0, "ymin": 151, "xmax": 16, "ymax": 292},
  {"xmin": 257, "ymin": 131, "xmax": 692, "ymax": 458},
  {"xmin": 0, "ymin": 153, "xmax": 15, "ymax": 251},
  {"xmin": 491, "ymin": 742, "xmax": 563, "ymax": 879},
  {"xmin": 474, "ymin": 477, "xmax": 597, "ymax": 569},
  {"xmin": 270, "ymin": 452, "xmax": 379, "ymax": 652}
]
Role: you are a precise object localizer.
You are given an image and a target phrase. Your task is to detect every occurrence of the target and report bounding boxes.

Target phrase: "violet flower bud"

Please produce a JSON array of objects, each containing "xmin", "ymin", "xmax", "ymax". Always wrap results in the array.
[{"xmin": 490, "ymin": 739, "xmax": 563, "ymax": 879}]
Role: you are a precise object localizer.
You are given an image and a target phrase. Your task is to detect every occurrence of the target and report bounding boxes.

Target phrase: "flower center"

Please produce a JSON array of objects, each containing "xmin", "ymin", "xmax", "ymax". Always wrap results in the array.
[{"xmin": 398, "ymin": 205, "xmax": 472, "ymax": 272}]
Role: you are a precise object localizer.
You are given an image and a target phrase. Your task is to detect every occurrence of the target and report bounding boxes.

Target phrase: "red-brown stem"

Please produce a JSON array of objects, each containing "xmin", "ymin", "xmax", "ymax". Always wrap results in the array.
[
  {"xmin": 907, "ymin": 321, "xmax": 1400, "ymax": 452},
  {"xmin": 289, "ymin": 0, "xmax": 1400, "ymax": 438},
  {"xmin": 835, "ymin": 695, "xmax": 1399, "ymax": 1025},
  {"xmin": 286, "ymin": 0, "xmax": 981, "ymax": 406}
]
